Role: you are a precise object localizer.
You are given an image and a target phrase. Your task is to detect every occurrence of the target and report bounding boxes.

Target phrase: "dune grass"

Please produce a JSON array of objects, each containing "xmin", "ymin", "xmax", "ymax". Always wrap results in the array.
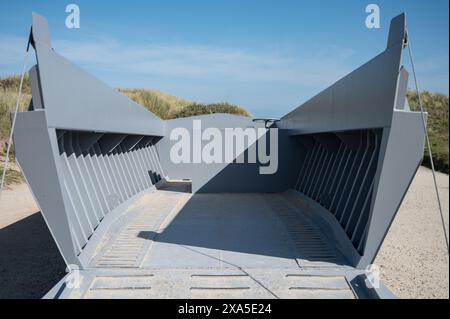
[
  {"xmin": 118, "ymin": 88, "xmax": 250, "ymax": 119},
  {"xmin": 0, "ymin": 166, "xmax": 23, "ymax": 186},
  {"xmin": 167, "ymin": 102, "xmax": 250, "ymax": 119},
  {"xmin": 118, "ymin": 88, "xmax": 192, "ymax": 120},
  {"xmin": 407, "ymin": 91, "xmax": 449, "ymax": 174},
  {"xmin": 0, "ymin": 75, "xmax": 31, "ymax": 141}
]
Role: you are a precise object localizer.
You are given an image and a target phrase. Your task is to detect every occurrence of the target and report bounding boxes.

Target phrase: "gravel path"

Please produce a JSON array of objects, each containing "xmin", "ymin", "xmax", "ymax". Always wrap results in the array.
[{"xmin": 0, "ymin": 166, "xmax": 448, "ymax": 298}]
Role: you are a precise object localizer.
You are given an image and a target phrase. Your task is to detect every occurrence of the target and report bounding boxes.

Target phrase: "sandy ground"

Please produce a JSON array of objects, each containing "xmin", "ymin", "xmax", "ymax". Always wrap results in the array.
[
  {"xmin": 375, "ymin": 166, "xmax": 449, "ymax": 299},
  {"xmin": 0, "ymin": 183, "xmax": 65, "ymax": 298},
  {"xmin": 0, "ymin": 166, "xmax": 448, "ymax": 299}
]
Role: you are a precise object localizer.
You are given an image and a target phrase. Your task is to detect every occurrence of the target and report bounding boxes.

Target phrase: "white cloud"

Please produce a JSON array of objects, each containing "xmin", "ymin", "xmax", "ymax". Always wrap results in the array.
[
  {"xmin": 1, "ymin": 33, "xmax": 447, "ymax": 96},
  {"xmin": 51, "ymin": 36, "xmax": 354, "ymax": 87}
]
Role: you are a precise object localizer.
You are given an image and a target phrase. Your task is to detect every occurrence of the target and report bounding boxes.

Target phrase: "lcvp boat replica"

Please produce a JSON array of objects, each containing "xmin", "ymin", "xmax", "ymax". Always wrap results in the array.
[{"xmin": 12, "ymin": 13, "xmax": 426, "ymax": 299}]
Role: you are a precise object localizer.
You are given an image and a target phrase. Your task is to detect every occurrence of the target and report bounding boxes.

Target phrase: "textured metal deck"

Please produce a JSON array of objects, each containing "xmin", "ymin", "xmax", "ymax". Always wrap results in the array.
[
  {"xmin": 55, "ymin": 182, "xmax": 366, "ymax": 299},
  {"xmin": 70, "ymin": 268, "xmax": 357, "ymax": 299}
]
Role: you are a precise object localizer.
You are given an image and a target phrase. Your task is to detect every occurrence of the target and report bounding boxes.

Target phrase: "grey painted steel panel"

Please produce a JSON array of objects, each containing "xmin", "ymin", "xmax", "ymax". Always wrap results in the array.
[
  {"xmin": 359, "ymin": 110, "xmax": 426, "ymax": 267},
  {"xmin": 158, "ymin": 113, "xmax": 300, "ymax": 193},
  {"xmin": 395, "ymin": 67, "xmax": 410, "ymax": 110},
  {"xmin": 274, "ymin": 13, "xmax": 426, "ymax": 266},
  {"xmin": 158, "ymin": 113, "xmax": 266, "ymax": 182},
  {"xmin": 292, "ymin": 129, "xmax": 383, "ymax": 256},
  {"xmin": 28, "ymin": 65, "xmax": 43, "ymax": 110},
  {"xmin": 12, "ymin": 111, "xmax": 78, "ymax": 265},
  {"xmin": 279, "ymin": 14, "xmax": 406, "ymax": 134},
  {"xmin": 11, "ymin": 14, "xmax": 168, "ymax": 267},
  {"xmin": 30, "ymin": 13, "xmax": 164, "ymax": 136}
]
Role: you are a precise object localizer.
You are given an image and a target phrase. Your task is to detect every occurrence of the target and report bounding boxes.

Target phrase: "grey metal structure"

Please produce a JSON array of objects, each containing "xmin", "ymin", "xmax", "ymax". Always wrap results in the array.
[{"xmin": 11, "ymin": 13, "xmax": 425, "ymax": 299}]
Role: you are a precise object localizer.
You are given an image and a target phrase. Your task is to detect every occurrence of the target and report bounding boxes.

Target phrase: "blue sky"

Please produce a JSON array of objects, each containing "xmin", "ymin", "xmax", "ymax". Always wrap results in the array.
[{"xmin": 0, "ymin": 0, "xmax": 448, "ymax": 117}]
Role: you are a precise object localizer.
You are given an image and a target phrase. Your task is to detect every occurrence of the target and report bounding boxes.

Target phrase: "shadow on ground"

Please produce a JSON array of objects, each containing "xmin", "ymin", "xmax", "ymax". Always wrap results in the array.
[{"xmin": 0, "ymin": 212, "xmax": 66, "ymax": 299}]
